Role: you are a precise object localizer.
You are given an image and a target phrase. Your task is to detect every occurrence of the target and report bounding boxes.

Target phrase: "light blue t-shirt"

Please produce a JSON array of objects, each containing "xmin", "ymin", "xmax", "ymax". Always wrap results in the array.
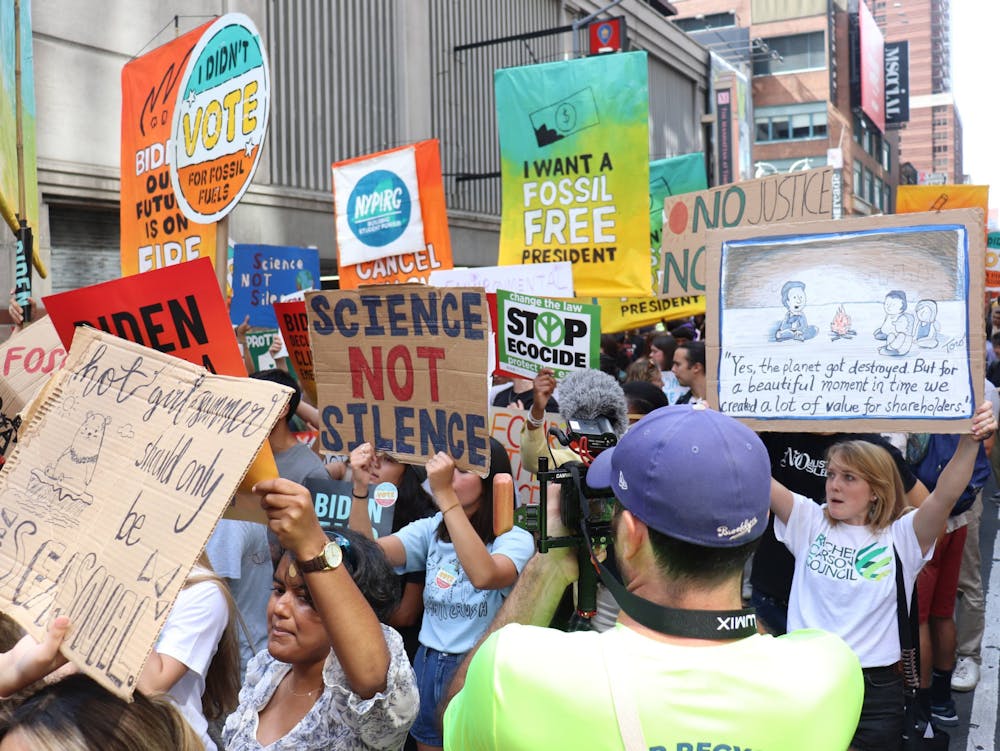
[{"xmin": 393, "ymin": 514, "xmax": 535, "ymax": 653}]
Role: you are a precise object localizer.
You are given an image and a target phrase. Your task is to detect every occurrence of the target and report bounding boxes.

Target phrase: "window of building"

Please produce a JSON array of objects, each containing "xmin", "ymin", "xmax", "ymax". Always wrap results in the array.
[
  {"xmin": 673, "ymin": 12, "xmax": 736, "ymax": 32},
  {"xmin": 755, "ymin": 102, "xmax": 828, "ymax": 142},
  {"xmin": 753, "ymin": 32, "xmax": 826, "ymax": 75},
  {"xmin": 853, "ymin": 159, "xmax": 863, "ymax": 196},
  {"xmin": 884, "ymin": 183, "xmax": 891, "ymax": 211},
  {"xmin": 874, "ymin": 177, "xmax": 884, "ymax": 210},
  {"xmin": 864, "ymin": 168, "xmax": 874, "ymax": 204},
  {"xmin": 881, "ymin": 141, "xmax": 891, "ymax": 171}
]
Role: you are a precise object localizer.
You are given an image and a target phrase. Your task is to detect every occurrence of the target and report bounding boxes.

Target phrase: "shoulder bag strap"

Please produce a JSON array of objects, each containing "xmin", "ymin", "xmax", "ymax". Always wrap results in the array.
[
  {"xmin": 599, "ymin": 632, "xmax": 648, "ymax": 751},
  {"xmin": 893, "ymin": 545, "xmax": 921, "ymax": 691}
]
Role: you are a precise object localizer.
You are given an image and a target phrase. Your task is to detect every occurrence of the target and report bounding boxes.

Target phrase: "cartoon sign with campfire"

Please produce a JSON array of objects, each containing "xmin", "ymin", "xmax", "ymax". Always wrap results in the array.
[{"xmin": 829, "ymin": 305, "xmax": 856, "ymax": 341}]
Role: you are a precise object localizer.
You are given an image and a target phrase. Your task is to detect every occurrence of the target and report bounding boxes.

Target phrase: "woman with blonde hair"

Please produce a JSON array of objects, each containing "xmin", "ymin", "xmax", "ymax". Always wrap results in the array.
[
  {"xmin": 769, "ymin": 402, "xmax": 996, "ymax": 750},
  {"xmin": 138, "ymin": 555, "xmax": 241, "ymax": 751}
]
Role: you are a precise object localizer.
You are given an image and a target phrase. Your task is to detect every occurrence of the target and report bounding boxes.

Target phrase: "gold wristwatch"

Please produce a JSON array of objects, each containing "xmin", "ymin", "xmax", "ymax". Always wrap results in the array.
[{"xmin": 297, "ymin": 540, "xmax": 343, "ymax": 573}]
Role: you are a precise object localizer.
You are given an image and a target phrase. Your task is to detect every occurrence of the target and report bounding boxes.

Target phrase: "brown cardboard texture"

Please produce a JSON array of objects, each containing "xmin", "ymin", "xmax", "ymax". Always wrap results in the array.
[
  {"xmin": 0, "ymin": 317, "xmax": 68, "ymax": 460},
  {"xmin": 660, "ymin": 167, "xmax": 833, "ymax": 299},
  {"xmin": 704, "ymin": 208, "xmax": 985, "ymax": 433},
  {"xmin": 0, "ymin": 327, "xmax": 291, "ymax": 698},
  {"xmin": 305, "ymin": 286, "xmax": 491, "ymax": 474}
]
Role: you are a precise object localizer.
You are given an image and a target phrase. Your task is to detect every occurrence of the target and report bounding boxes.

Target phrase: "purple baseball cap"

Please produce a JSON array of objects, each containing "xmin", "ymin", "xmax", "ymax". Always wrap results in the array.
[{"xmin": 586, "ymin": 404, "xmax": 771, "ymax": 547}]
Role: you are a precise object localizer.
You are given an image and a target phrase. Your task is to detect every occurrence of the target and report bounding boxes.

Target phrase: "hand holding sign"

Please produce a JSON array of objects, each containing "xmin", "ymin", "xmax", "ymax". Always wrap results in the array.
[
  {"xmin": 532, "ymin": 367, "xmax": 557, "ymax": 416},
  {"xmin": 426, "ymin": 452, "xmax": 460, "ymax": 511},
  {"xmin": 0, "ymin": 616, "xmax": 70, "ymax": 697},
  {"xmin": 349, "ymin": 442, "xmax": 376, "ymax": 491}
]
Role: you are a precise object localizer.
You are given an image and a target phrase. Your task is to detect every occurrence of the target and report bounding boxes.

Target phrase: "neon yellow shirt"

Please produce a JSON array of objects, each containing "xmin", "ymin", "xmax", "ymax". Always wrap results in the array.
[{"xmin": 444, "ymin": 623, "xmax": 862, "ymax": 751}]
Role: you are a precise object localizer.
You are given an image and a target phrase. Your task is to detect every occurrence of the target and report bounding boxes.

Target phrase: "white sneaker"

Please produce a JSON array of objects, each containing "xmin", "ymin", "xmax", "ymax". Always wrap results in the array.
[{"xmin": 952, "ymin": 656, "xmax": 980, "ymax": 692}]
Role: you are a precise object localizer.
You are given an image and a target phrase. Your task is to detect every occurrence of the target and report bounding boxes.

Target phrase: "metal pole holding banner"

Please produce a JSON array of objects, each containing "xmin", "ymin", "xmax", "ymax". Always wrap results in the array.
[{"xmin": 216, "ymin": 216, "xmax": 229, "ymax": 302}]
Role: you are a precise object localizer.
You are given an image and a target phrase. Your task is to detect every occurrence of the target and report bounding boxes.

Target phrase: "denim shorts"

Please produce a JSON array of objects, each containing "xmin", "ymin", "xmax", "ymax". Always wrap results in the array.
[
  {"xmin": 410, "ymin": 644, "xmax": 467, "ymax": 746},
  {"xmin": 851, "ymin": 665, "xmax": 904, "ymax": 751}
]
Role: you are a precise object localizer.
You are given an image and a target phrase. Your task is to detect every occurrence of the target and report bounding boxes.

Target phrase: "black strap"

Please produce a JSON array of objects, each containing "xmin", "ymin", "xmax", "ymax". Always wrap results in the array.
[{"xmin": 893, "ymin": 546, "xmax": 921, "ymax": 691}]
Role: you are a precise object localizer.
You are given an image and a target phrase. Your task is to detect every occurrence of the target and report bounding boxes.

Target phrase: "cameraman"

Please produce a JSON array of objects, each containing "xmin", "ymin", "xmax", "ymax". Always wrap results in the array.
[{"xmin": 442, "ymin": 405, "xmax": 863, "ymax": 750}]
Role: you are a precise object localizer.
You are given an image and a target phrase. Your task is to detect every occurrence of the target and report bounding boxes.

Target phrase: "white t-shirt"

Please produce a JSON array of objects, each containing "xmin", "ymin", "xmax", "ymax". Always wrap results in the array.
[
  {"xmin": 156, "ymin": 578, "xmax": 230, "ymax": 751},
  {"xmin": 775, "ymin": 494, "xmax": 932, "ymax": 668}
]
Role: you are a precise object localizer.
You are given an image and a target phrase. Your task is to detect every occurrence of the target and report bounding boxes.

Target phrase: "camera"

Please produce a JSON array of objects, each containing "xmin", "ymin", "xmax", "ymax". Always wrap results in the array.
[{"xmin": 516, "ymin": 417, "xmax": 618, "ymax": 626}]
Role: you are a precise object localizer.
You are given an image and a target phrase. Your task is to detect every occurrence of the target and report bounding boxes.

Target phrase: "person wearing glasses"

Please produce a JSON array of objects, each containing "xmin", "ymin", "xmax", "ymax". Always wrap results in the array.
[{"xmin": 223, "ymin": 478, "xmax": 418, "ymax": 751}]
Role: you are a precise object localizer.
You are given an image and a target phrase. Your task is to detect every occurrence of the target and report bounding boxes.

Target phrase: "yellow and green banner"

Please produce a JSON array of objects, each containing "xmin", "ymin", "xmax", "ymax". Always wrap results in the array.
[
  {"xmin": 495, "ymin": 52, "xmax": 650, "ymax": 298},
  {"xmin": 0, "ymin": 0, "xmax": 38, "ymax": 235}
]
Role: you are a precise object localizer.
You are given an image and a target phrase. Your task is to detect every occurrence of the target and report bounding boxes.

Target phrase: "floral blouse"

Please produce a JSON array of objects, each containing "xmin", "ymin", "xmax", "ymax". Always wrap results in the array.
[{"xmin": 222, "ymin": 625, "xmax": 418, "ymax": 751}]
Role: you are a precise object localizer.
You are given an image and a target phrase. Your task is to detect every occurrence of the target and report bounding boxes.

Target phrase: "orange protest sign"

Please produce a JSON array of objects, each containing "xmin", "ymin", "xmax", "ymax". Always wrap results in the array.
[
  {"xmin": 120, "ymin": 21, "xmax": 217, "ymax": 277},
  {"xmin": 336, "ymin": 140, "xmax": 454, "ymax": 288},
  {"xmin": 41, "ymin": 258, "xmax": 278, "ymax": 517},
  {"xmin": 896, "ymin": 185, "xmax": 989, "ymax": 217}
]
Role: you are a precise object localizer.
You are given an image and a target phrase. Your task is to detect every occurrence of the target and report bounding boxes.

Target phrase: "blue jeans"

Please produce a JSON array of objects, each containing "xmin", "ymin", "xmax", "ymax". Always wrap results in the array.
[
  {"xmin": 851, "ymin": 666, "xmax": 904, "ymax": 751},
  {"xmin": 410, "ymin": 645, "xmax": 466, "ymax": 746}
]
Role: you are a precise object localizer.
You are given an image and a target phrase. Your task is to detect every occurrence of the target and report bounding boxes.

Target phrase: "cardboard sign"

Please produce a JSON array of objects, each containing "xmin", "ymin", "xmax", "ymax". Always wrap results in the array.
[
  {"xmin": 429, "ymin": 262, "xmax": 574, "ymax": 298},
  {"xmin": 0, "ymin": 327, "xmax": 290, "ymax": 697},
  {"xmin": 303, "ymin": 477, "xmax": 395, "ymax": 538},
  {"xmin": 41, "ymin": 257, "xmax": 280, "ymax": 506},
  {"xmin": 705, "ymin": 209, "xmax": 985, "ymax": 432},
  {"xmin": 660, "ymin": 167, "xmax": 834, "ymax": 298},
  {"xmin": 120, "ymin": 20, "xmax": 217, "ymax": 276},
  {"xmin": 230, "ymin": 244, "xmax": 319, "ymax": 327},
  {"xmin": 0, "ymin": 317, "xmax": 67, "ymax": 461},
  {"xmin": 169, "ymin": 14, "xmax": 270, "ymax": 223},
  {"xmin": 306, "ymin": 286, "xmax": 490, "ymax": 473},
  {"xmin": 495, "ymin": 291, "xmax": 599, "ymax": 379},
  {"xmin": 336, "ymin": 140, "xmax": 453, "ymax": 287},
  {"xmin": 274, "ymin": 300, "xmax": 317, "ymax": 404},
  {"xmin": 495, "ymin": 52, "xmax": 650, "ymax": 298},
  {"xmin": 489, "ymin": 406, "xmax": 566, "ymax": 507},
  {"xmin": 987, "ymin": 232, "xmax": 1000, "ymax": 292},
  {"xmin": 587, "ymin": 295, "xmax": 705, "ymax": 334}
]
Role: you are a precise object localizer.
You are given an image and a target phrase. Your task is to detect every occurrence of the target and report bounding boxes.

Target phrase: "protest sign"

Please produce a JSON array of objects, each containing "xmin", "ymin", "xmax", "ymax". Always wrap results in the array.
[
  {"xmin": 120, "ymin": 20, "xmax": 217, "ymax": 276},
  {"xmin": 650, "ymin": 153, "xmax": 708, "ymax": 295},
  {"xmin": 244, "ymin": 328, "xmax": 280, "ymax": 372},
  {"xmin": 495, "ymin": 52, "xmax": 650, "ymax": 298},
  {"xmin": 0, "ymin": 0, "xmax": 39, "ymax": 235},
  {"xmin": 230, "ymin": 245, "xmax": 319, "ymax": 327},
  {"xmin": 429, "ymin": 262, "xmax": 574, "ymax": 298},
  {"xmin": 489, "ymin": 406, "xmax": 566, "ymax": 507},
  {"xmin": 987, "ymin": 232, "xmax": 1000, "ymax": 292},
  {"xmin": 306, "ymin": 286, "xmax": 490, "ymax": 473},
  {"xmin": 303, "ymin": 477, "xmax": 395, "ymax": 538},
  {"xmin": 592, "ymin": 294, "xmax": 705, "ymax": 334},
  {"xmin": 495, "ymin": 291, "xmax": 599, "ymax": 379},
  {"xmin": 335, "ymin": 140, "xmax": 453, "ymax": 287},
  {"xmin": 660, "ymin": 167, "xmax": 834, "ymax": 298},
  {"xmin": 274, "ymin": 300, "xmax": 316, "ymax": 404},
  {"xmin": 705, "ymin": 209, "xmax": 985, "ymax": 432},
  {"xmin": 0, "ymin": 327, "xmax": 289, "ymax": 697},
  {"xmin": 42, "ymin": 257, "xmax": 280, "ymax": 510},
  {"xmin": 897, "ymin": 184, "xmax": 989, "ymax": 218},
  {"xmin": 0, "ymin": 317, "xmax": 67, "ymax": 461},
  {"xmin": 169, "ymin": 14, "xmax": 270, "ymax": 223}
]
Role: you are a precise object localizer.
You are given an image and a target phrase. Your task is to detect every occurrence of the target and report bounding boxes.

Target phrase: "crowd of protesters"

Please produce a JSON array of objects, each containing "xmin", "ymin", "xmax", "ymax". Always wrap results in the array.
[{"xmin": 0, "ymin": 297, "xmax": 996, "ymax": 751}]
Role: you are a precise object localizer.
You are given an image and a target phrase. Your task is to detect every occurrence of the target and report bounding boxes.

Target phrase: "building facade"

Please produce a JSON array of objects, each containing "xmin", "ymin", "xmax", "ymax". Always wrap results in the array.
[
  {"xmin": 671, "ymin": 0, "xmax": 901, "ymax": 214},
  {"xmin": 875, "ymin": 0, "xmax": 962, "ymax": 185},
  {"xmin": 25, "ymin": 0, "xmax": 709, "ymax": 297}
]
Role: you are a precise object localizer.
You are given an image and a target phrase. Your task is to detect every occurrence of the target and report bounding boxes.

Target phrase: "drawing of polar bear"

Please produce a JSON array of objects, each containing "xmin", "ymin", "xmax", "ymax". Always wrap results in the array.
[{"xmin": 47, "ymin": 411, "xmax": 110, "ymax": 488}]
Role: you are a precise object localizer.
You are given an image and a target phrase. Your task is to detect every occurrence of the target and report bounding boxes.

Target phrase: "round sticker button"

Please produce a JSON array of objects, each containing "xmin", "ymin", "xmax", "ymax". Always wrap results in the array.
[{"xmin": 373, "ymin": 482, "xmax": 398, "ymax": 508}]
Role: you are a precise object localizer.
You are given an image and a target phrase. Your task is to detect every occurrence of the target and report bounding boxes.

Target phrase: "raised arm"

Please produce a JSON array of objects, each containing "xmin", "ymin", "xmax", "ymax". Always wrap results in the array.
[
  {"xmin": 256, "ymin": 477, "xmax": 390, "ymax": 699},
  {"xmin": 520, "ymin": 368, "xmax": 557, "ymax": 474},
  {"xmin": 428, "ymin": 453, "xmax": 518, "ymax": 590},
  {"xmin": 770, "ymin": 477, "xmax": 795, "ymax": 525},
  {"xmin": 912, "ymin": 402, "xmax": 996, "ymax": 554}
]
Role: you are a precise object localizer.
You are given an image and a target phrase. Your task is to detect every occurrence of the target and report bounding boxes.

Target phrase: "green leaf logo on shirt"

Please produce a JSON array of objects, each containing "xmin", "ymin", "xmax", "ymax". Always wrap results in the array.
[{"xmin": 855, "ymin": 542, "xmax": 892, "ymax": 581}]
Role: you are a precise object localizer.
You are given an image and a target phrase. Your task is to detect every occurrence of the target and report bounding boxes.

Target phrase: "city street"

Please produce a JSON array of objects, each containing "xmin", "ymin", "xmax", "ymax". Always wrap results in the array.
[{"xmin": 954, "ymin": 477, "xmax": 1000, "ymax": 750}]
